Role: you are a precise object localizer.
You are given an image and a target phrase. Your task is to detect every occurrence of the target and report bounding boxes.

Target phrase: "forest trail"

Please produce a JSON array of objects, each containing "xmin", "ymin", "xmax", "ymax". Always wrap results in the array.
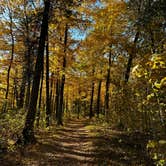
[{"xmin": 1, "ymin": 118, "xmax": 153, "ymax": 166}]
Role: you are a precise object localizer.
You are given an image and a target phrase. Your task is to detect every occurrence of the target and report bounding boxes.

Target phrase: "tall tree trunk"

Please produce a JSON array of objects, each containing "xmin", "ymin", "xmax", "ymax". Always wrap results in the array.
[
  {"xmin": 105, "ymin": 51, "xmax": 111, "ymax": 119},
  {"xmin": 18, "ymin": 2, "xmax": 32, "ymax": 109},
  {"xmin": 13, "ymin": 69, "xmax": 19, "ymax": 107},
  {"xmin": 65, "ymin": 90, "xmax": 69, "ymax": 114},
  {"xmin": 89, "ymin": 68, "xmax": 95, "ymax": 119},
  {"xmin": 49, "ymin": 73, "xmax": 54, "ymax": 122},
  {"xmin": 124, "ymin": 31, "xmax": 139, "ymax": 82},
  {"xmin": 18, "ymin": 69, "xmax": 26, "ymax": 109},
  {"xmin": 46, "ymin": 36, "xmax": 51, "ymax": 127},
  {"xmin": 96, "ymin": 79, "xmax": 102, "ymax": 118},
  {"xmin": 24, "ymin": 0, "xmax": 32, "ymax": 110},
  {"xmin": 24, "ymin": 44, "xmax": 32, "ymax": 109},
  {"xmin": 21, "ymin": 0, "xmax": 50, "ymax": 144},
  {"xmin": 57, "ymin": 24, "xmax": 68, "ymax": 126},
  {"xmin": 36, "ymin": 69, "xmax": 44, "ymax": 128},
  {"xmin": 4, "ymin": 10, "xmax": 14, "ymax": 112},
  {"xmin": 89, "ymin": 82, "xmax": 95, "ymax": 119},
  {"xmin": 55, "ymin": 79, "xmax": 60, "ymax": 120},
  {"xmin": 77, "ymin": 87, "xmax": 81, "ymax": 119}
]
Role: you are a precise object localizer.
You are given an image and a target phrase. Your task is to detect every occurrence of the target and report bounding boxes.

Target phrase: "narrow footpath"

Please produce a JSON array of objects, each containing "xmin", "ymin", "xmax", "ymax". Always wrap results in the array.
[{"xmin": 0, "ymin": 118, "xmax": 153, "ymax": 166}]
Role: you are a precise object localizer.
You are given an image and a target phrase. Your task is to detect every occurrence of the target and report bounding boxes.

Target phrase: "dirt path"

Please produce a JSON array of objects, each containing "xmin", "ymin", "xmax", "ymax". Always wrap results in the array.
[{"xmin": 0, "ymin": 118, "xmax": 154, "ymax": 166}]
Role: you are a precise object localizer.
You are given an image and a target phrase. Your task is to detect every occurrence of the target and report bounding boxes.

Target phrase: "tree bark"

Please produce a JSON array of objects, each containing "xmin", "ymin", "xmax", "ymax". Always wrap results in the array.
[
  {"xmin": 104, "ymin": 51, "xmax": 111, "ymax": 118},
  {"xmin": 21, "ymin": 0, "xmax": 50, "ymax": 144},
  {"xmin": 57, "ymin": 24, "xmax": 68, "ymax": 126},
  {"xmin": 55, "ymin": 78, "xmax": 60, "ymax": 120},
  {"xmin": 96, "ymin": 79, "xmax": 102, "ymax": 118},
  {"xmin": 125, "ymin": 32, "xmax": 139, "ymax": 83},
  {"xmin": 36, "ymin": 69, "xmax": 44, "ymax": 128},
  {"xmin": 4, "ymin": 8, "xmax": 14, "ymax": 112},
  {"xmin": 89, "ymin": 68, "xmax": 95, "ymax": 119},
  {"xmin": 18, "ymin": 69, "xmax": 26, "ymax": 109},
  {"xmin": 46, "ymin": 35, "xmax": 51, "ymax": 127}
]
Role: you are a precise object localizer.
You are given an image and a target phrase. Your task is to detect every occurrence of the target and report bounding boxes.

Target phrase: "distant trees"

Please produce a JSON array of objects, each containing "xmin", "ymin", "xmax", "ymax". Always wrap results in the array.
[{"xmin": 0, "ymin": 0, "xmax": 165, "ymax": 144}]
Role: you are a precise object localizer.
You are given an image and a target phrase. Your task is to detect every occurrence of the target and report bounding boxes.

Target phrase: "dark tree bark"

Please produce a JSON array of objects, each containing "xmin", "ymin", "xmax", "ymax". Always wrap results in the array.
[
  {"xmin": 55, "ymin": 78, "xmax": 60, "ymax": 120},
  {"xmin": 21, "ymin": 0, "xmax": 50, "ymax": 144},
  {"xmin": 36, "ymin": 69, "xmax": 44, "ymax": 128},
  {"xmin": 24, "ymin": 44, "xmax": 32, "ymax": 109},
  {"xmin": 89, "ymin": 68, "xmax": 95, "ymax": 119},
  {"xmin": 46, "ymin": 36, "xmax": 51, "ymax": 127},
  {"xmin": 104, "ymin": 51, "xmax": 111, "ymax": 118},
  {"xmin": 49, "ymin": 73, "xmax": 54, "ymax": 121},
  {"xmin": 124, "ymin": 31, "xmax": 139, "ymax": 83},
  {"xmin": 89, "ymin": 82, "xmax": 95, "ymax": 119},
  {"xmin": 3, "ymin": 7, "xmax": 14, "ymax": 112},
  {"xmin": 65, "ymin": 91, "xmax": 69, "ymax": 113},
  {"xmin": 18, "ymin": 2, "xmax": 33, "ymax": 109},
  {"xmin": 57, "ymin": 24, "xmax": 68, "ymax": 126},
  {"xmin": 96, "ymin": 79, "xmax": 102, "ymax": 118},
  {"xmin": 77, "ymin": 87, "xmax": 81, "ymax": 119},
  {"xmin": 13, "ymin": 70, "xmax": 19, "ymax": 107},
  {"xmin": 18, "ymin": 70, "xmax": 26, "ymax": 109}
]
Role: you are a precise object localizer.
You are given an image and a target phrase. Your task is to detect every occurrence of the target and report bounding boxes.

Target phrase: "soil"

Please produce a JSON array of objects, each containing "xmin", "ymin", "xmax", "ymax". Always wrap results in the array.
[{"xmin": 0, "ymin": 118, "xmax": 154, "ymax": 166}]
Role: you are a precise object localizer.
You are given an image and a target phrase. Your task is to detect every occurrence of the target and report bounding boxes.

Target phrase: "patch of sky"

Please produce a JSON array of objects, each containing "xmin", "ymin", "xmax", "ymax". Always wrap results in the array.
[
  {"xmin": 69, "ymin": 28, "xmax": 87, "ymax": 41},
  {"xmin": 69, "ymin": 0, "xmax": 104, "ymax": 41}
]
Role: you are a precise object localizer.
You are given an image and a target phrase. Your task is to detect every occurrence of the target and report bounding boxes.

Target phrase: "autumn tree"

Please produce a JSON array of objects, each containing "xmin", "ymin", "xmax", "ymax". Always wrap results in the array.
[{"xmin": 21, "ymin": 0, "xmax": 50, "ymax": 144}]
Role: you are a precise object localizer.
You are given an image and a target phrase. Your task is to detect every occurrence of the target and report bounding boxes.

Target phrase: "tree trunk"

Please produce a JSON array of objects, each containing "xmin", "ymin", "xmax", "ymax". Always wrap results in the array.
[
  {"xmin": 18, "ymin": 3, "xmax": 32, "ymax": 109},
  {"xmin": 18, "ymin": 69, "xmax": 26, "ymax": 109},
  {"xmin": 36, "ymin": 69, "xmax": 44, "ymax": 128},
  {"xmin": 49, "ymin": 73, "xmax": 54, "ymax": 123},
  {"xmin": 21, "ymin": 0, "xmax": 50, "ymax": 144},
  {"xmin": 89, "ymin": 68, "xmax": 95, "ymax": 119},
  {"xmin": 4, "ymin": 10, "xmax": 14, "ymax": 112},
  {"xmin": 125, "ymin": 32, "xmax": 139, "ymax": 82},
  {"xmin": 55, "ymin": 79, "xmax": 60, "ymax": 120},
  {"xmin": 24, "ymin": 44, "xmax": 32, "ymax": 109},
  {"xmin": 13, "ymin": 69, "xmax": 19, "ymax": 107},
  {"xmin": 57, "ymin": 24, "xmax": 68, "ymax": 126},
  {"xmin": 105, "ymin": 51, "xmax": 111, "ymax": 119},
  {"xmin": 89, "ymin": 82, "xmax": 95, "ymax": 119},
  {"xmin": 77, "ymin": 87, "xmax": 81, "ymax": 119},
  {"xmin": 96, "ymin": 79, "xmax": 102, "ymax": 118},
  {"xmin": 46, "ymin": 36, "xmax": 51, "ymax": 127}
]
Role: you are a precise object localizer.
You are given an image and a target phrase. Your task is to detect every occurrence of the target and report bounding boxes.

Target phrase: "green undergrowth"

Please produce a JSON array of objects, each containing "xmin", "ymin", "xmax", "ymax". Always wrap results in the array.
[
  {"xmin": 79, "ymin": 116, "xmax": 165, "ymax": 165},
  {"xmin": 0, "ymin": 109, "xmax": 26, "ymax": 153}
]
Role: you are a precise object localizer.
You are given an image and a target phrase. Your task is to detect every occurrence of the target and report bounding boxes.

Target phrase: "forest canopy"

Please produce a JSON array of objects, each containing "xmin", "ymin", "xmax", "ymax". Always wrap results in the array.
[{"xmin": 0, "ymin": 0, "xmax": 165, "ymax": 165}]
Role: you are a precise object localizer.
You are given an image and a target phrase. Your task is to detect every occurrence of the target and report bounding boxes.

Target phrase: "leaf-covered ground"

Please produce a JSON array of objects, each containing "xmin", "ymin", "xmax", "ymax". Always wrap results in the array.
[{"xmin": 0, "ymin": 118, "xmax": 155, "ymax": 166}]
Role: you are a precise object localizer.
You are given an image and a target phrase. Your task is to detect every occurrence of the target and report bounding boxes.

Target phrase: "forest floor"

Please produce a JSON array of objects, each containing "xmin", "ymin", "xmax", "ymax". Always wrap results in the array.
[{"xmin": 0, "ymin": 118, "xmax": 155, "ymax": 166}]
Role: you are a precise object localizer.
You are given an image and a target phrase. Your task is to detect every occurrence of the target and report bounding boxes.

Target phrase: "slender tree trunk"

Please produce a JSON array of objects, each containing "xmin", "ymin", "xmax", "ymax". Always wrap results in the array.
[
  {"xmin": 21, "ymin": 0, "xmax": 50, "ymax": 144},
  {"xmin": 55, "ymin": 79, "xmax": 60, "ymax": 120},
  {"xmin": 18, "ymin": 3, "xmax": 32, "ymax": 109},
  {"xmin": 65, "ymin": 92, "xmax": 69, "ymax": 113},
  {"xmin": 105, "ymin": 51, "xmax": 111, "ymax": 119},
  {"xmin": 46, "ymin": 36, "xmax": 51, "ymax": 127},
  {"xmin": 4, "ymin": 11, "xmax": 14, "ymax": 112},
  {"xmin": 125, "ymin": 31, "xmax": 139, "ymax": 82},
  {"xmin": 13, "ymin": 69, "xmax": 19, "ymax": 107},
  {"xmin": 18, "ymin": 69, "xmax": 26, "ymax": 109},
  {"xmin": 24, "ymin": 0, "xmax": 32, "ymax": 110},
  {"xmin": 77, "ymin": 87, "xmax": 81, "ymax": 119},
  {"xmin": 24, "ymin": 44, "xmax": 32, "ymax": 109},
  {"xmin": 49, "ymin": 73, "xmax": 54, "ymax": 123},
  {"xmin": 36, "ymin": 69, "xmax": 44, "ymax": 128},
  {"xmin": 57, "ymin": 24, "xmax": 68, "ymax": 126},
  {"xmin": 57, "ymin": 76, "xmax": 65, "ymax": 125},
  {"xmin": 89, "ymin": 82, "xmax": 95, "ymax": 119},
  {"xmin": 96, "ymin": 79, "xmax": 102, "ymax": 118},
  {"xmin": 89, "ymin": 68, "xmax": 95, "ymax": 119}
]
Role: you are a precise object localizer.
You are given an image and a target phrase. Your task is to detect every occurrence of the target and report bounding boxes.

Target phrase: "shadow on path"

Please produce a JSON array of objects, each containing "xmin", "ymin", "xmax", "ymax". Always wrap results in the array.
[{"xmin": 0, "ymin": 118, "xmax": 154, "ymax": 166}]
